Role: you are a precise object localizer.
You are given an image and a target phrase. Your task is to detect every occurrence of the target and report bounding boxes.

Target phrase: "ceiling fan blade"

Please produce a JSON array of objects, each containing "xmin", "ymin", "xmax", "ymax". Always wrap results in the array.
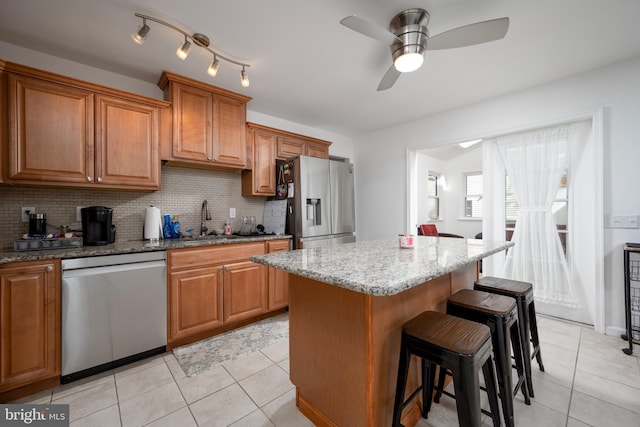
[
  {"xmin": 426, "ymin": 17, "xmax": 509, "ymax": 50},
  {"xmin": 340, "ymin": 15, "xmax": 400, "ymax": 44},
  {"xmin": 377, "ymin": 65, "xmax": 401, "ymax": 91}
]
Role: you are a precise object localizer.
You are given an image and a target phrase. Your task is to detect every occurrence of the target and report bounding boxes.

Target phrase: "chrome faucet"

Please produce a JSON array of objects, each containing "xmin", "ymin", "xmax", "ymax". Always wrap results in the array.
[{"xmin": 200, "ymin": 200, "xmax": 212, "ymax": 236}]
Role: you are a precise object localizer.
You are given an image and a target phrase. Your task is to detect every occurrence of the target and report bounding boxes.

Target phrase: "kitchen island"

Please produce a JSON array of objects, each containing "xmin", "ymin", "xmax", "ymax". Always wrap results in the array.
[{"xmin": 251, "ymin": 236, "xmax": 513, "ymax": 427}]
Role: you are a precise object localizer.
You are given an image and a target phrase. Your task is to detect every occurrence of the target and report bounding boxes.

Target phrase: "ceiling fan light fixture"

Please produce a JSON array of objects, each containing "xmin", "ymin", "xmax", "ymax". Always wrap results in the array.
[
  {"xmin": 131, "ymin": 19, "xmax": 150, "ymax": 44},
  {"xmin": 394, "ymin": 52, "xmax": 424, "ymax": 73}
]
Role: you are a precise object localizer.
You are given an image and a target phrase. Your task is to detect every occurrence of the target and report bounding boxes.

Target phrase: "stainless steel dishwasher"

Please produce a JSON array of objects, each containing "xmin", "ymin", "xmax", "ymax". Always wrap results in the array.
[{"xmin": 61, "ymin": 251, "xmax": 167, "ymax": 383}]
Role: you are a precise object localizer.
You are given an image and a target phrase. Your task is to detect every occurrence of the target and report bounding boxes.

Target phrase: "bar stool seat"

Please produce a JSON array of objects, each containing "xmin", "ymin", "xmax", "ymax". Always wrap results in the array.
[
  {"xmin": 392, "ymin": 311, "xmax": 501, "ymax": 427},
  {"xmin": 441, "ymin": 289, "xmax": 530, "ymax": 427},
  {"xmin": 475, "ymin": 276, "xmax": 544, "ymax": 398}
]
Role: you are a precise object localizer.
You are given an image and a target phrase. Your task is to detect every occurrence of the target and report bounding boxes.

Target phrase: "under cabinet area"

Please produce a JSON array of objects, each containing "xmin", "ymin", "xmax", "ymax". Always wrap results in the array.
[
  {"xmin": 2, "ymin": 61, "xmax": 168, "ymax": 190},
  {"xmin": 0, "ymin": 259, "xmax": 60, "ymax": 401},
  {"xmin": 167, "ymin": 239, "xmax": 289, "ymax": 349},
  {"xmin": 158, "ymin": 71, "xmax": 251, "ymax": 170}
]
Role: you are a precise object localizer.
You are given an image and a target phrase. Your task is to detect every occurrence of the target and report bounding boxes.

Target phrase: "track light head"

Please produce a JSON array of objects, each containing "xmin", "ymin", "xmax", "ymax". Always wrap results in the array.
[
  {"xmin": 132, "ymin": 20, "xmax": 150, "ymax": 44},
  {"xmin": 176, "ymin": 38, "xmax": 191, "ymax": 60},
  {"xmin": 207, "ymin": 57, "xmax": 220, "ymax": 77},
  {"xmin": 240, "ymin": 67, "xmax": 250, "ymax": 87}
]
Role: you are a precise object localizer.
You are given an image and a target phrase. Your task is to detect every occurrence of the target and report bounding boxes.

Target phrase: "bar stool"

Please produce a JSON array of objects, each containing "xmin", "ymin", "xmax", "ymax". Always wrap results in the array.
[
  {"xmin": 440, "ymin": 289, "xmax": 530, "ymax": 427},
  {"xmin": 475, "ymin": 276, "xmax": 544, "ymax": 398},
  {"xmin": 391, "ymin": 311, "xmax": 501, "ymax": 427}
]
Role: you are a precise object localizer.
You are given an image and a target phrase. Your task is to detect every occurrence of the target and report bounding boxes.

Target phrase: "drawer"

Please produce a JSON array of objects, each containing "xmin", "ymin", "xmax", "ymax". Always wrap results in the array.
[{"xmin": 169, "ymin": 242, "xmax": 266, "ymax": 270}]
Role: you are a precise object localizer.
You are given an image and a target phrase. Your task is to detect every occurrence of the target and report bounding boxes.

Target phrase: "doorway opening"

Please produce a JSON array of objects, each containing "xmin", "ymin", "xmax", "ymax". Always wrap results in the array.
[{"xmin": 407, "ymin": 111, "xmax": 603, "ymax": 330}]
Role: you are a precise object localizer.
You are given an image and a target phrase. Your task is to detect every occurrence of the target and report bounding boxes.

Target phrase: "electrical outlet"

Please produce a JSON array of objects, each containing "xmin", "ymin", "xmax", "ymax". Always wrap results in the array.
[
  {"xmin": 21, "ymin": 207, "xmax": 35, "ymax": 222},
  {"xmin": 229, "ymin": 208, "xmax": 236, "ymax": 218},
  {"xmin": 76, "ymin": 206, "xmax": 85, "ymax": 222}
]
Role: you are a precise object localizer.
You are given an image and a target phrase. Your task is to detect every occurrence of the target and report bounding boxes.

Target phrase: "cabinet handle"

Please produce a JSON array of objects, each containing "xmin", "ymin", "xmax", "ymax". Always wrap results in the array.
[
  {"xmin": 208, "ymin": 156, "xmax": 212, "ymax": 161},
  {"xmin": 87, "ymin": 176, "xmax": 92, "ymax": 182},
  {"xmin": 45, "ymin": 265, "xmax": 53, "ymax": 272},
  {"xmin": 97, "ymin": 177, "xmax": 103, "ymax": 183}
]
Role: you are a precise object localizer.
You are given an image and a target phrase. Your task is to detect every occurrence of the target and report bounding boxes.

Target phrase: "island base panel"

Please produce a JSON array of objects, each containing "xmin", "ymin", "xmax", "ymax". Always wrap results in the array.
[{"xmin": 288, "ymin": 262, "xmax": 477, "ymax": 427}]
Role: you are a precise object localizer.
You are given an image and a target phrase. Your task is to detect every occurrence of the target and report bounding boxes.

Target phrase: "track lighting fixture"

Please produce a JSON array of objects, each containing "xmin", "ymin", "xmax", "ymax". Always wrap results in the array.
[{"xmin": 132, "ymin": 13, "xmax": 251, "ymax": 87}]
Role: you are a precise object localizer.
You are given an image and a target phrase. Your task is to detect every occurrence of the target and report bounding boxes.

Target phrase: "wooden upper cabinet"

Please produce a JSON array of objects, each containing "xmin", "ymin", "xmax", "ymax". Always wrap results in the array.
[
  {"xmin": 171, "ymin": 82, "xmax": 213, "ymax": 162},
  {"xmin": 277, "ymin": 136, "xmax": 305, "ymax": 159},
  {"xmin": 242, "ymin": 125, "xmax": 277, "ymax": 196},
  {"xmin": 215, "ymin": 94, "xmax": 248, "ymax": 167},
  {"xmin": 95, "ymin": 95, "xmax": 160, "ymax": 189},
  {"xmin": 2, "ymin": 61, "xmax": 168, "ymax": 190},
  {"xmin": 306, "ymin": 141, "xmax": 330, "ymax": 159},
  {"xmin": 158, "ymin": 71, "xmax": 251, "ymax": 170},
  {"xmin": 7, "ymin": 73, "xmax": 94, "ymax": 184},
  {"xmin": 275, "ymin": 132, "xmax": 331, "ymax": 160}
]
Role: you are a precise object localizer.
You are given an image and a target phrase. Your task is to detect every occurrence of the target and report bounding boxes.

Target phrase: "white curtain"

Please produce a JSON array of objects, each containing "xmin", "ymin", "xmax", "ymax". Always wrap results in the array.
[{"xmin": 496, "ymin": 125, "xmax": 576, "ymax": 307}]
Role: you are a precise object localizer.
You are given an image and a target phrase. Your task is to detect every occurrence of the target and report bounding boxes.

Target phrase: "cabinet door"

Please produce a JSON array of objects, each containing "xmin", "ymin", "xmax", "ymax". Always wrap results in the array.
[
  {"xmin": 7, "ymin": 74, "xmax": 94, "ymax": 184},
  {"xmin": 306, "ymin": 141, "xmax": 330, "ymax": 159},
  {"xmin": 223, "ymin": 261, "xmax": 267, "ymax": 324},
  {"xmin": 267, "ymin": 240, "xmax": 290, "ymax": 310},
  {"xmin": 0, "ymin": 261, "xmax": 60, "ymax": 392},
  {"xmin": 172, "ymin": 82, "xmax": 213, "ymax": 162},
  {"xmin": 168, "ymin": 266, "xmax": 223, "ymax": 343},
  {"xmin": 276, "ymin": 136, "xmax": 305, "ymax": 159},
  {"xmin": 213, "ymin": 94, "xmax": 247, "ymax": 167},
  {"xmin": 95, "ymin": 95, "xmax": 160, "ymax": 189},
  {"xmin": 245, "ymin": 129, "xmax": 276, "ymax": 196}
]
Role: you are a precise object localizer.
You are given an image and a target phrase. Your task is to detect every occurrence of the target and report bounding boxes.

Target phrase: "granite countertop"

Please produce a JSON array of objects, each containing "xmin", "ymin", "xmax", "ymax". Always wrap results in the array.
[
  {"xmin": 250, "ymin": 236, "xmax": 514, "ymax": 296},
  {"xmin": 0, "ymin": 234, "xmax": 292, "ymax": 264}
]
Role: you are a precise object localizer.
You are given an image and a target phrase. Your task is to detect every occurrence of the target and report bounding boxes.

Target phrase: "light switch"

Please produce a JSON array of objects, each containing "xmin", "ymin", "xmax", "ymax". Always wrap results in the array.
[{"xmin": 607, "ymin": 214, "xmax": 639, "ymax": 229}]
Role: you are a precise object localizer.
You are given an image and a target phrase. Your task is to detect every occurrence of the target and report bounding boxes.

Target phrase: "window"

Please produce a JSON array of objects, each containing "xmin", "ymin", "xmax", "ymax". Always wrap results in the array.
[
  {"xmin": 465, "ymin": 173, "xmax": 483, "ymax": 218},
  {"xmin": 427, "ymin": 174, "xmax": 439, "ymax": 220},
  {"xmin": 505, "ymin": 171, "xmax": 568, "ymax": 255}
]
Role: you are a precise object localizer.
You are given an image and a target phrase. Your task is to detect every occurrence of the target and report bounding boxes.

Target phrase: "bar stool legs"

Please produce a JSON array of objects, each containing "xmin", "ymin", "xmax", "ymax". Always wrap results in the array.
[
  {"xmin": 391, "ymin": 311, "xmax": 501, "ymax": 427},
  {"xmin": 475, "ymin": 276, "xmax": 545, "ymax": 398},
  {"xmin": 443, "ymin": 289, "xmax": 531, "ymax": 427}
]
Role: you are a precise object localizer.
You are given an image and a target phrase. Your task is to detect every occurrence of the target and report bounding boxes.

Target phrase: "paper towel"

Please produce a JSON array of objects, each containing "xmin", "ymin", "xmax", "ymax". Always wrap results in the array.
[{"xmin": 144, "ymin": 206, "xmax": 163, "ymax": 240}]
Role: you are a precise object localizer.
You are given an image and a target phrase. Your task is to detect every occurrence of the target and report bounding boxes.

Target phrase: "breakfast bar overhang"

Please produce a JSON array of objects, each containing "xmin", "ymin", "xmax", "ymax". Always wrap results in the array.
[{"xmin": 251, "ymin": 236, "xmax": 514, "ymax": 427}]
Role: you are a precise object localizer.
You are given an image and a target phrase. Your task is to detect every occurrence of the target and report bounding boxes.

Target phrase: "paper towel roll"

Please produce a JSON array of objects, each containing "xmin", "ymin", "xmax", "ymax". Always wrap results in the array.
[{"xmin": 144, "ymin": 206, "xmax": 163, "ymax": 240}]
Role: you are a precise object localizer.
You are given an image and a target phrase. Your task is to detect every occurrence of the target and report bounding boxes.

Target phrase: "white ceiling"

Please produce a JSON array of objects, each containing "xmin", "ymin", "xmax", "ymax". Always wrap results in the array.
[{"xmin": 1, "ymin": 0, "xmax": 639, "ymax": 137}]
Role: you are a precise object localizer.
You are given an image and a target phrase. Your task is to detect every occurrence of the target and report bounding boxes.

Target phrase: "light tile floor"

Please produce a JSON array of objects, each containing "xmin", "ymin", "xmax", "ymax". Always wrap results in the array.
[{"xmin": 12, "ymin": 315, "xmax": 640, "ymax": 426}]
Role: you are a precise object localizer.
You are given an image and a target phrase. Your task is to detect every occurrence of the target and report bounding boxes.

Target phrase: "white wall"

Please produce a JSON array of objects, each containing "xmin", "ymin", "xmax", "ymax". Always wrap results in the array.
[{"xmin": 354, "ymin": 55, "xmax": 640, "ymax": 334}]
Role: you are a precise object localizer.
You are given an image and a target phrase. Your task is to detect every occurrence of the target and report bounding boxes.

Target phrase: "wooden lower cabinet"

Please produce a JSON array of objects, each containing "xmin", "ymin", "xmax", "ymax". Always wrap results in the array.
[
  {"xmin": 267, "ymin": 240, "xmax": 290, "ymax": 310},
  {"xmin": 223, "ymin": 261, "xmax": 267, "ymax": 324},
  {"xmin": 0, "ymin": 259, "xmax": 60, "ymax": 400},
  {"xmin": 169, "ymin": 265, "xmax": 224, "ymax": 343},
  {"xmin": 167, "ymin": 241, "xmax": 288, "ymax": 349}
]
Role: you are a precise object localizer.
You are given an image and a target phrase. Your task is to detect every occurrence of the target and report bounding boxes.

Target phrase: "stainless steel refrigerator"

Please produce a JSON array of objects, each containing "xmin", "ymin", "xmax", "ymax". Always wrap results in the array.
[{"xmin": 276, "ymin": 156, "xmax": 356, "ymax": 249}]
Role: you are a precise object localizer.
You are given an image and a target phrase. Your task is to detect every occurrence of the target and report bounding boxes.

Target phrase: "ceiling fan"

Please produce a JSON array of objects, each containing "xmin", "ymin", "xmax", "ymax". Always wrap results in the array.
[{"xmin": 340, "ymin": 8, "xmax": 509, "ymax": 91}]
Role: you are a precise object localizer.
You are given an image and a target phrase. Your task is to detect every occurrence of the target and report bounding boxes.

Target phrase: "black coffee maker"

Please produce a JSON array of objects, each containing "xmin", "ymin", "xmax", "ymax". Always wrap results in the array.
[{"xmin": 81, "ymin": 206, "xmax": 116, "ymax": 245}]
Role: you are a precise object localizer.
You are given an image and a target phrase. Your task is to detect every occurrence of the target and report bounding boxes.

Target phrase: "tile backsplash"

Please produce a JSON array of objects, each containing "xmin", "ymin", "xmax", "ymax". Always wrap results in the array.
[{"xmin": 0, "ymin": 166, "xmax": 266, "ymax": 250}]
